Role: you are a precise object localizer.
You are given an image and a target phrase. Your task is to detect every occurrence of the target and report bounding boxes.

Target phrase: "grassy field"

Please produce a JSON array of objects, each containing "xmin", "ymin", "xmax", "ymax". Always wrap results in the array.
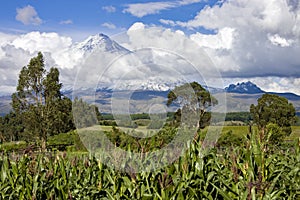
[
  {"xmin": 95, "ymin": 125, "xmax": 160, "ymax": 137},
  {"xmin": 97, "ymin": 125, "xmax": 300, "ymax": 140},
  {"xmin": 219, "ymin": 125, "xmax": 300, "ymax": 140}
]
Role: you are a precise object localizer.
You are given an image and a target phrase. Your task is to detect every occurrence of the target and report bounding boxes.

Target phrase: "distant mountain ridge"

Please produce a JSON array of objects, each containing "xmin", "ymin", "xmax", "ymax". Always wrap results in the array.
[
  {"xmin": 220, "ymin": 81, "xmax": 300, "ymax": 112},
  {"xmin": 225, "ymin": 81, "xmax": 265, "ymax": 94},
  {"xmin": 225, "ymin": 81, "xmax": 300, "ymax": 99}
]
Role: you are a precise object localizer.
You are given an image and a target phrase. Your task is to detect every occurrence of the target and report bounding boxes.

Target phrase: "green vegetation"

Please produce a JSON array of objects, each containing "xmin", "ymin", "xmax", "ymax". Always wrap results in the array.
[
  {"xmin": 167, "ymin": 81, "xmax": 218, "ymax": 129},
  {"xmin": 0, "ymin": 131, "xmax": 299, "ymax": 199},
  {"xmin": 250, "ymin": 94, "xmax": 297, "ymax": 143},
  {"xmin": 211, "ymin": 112, "xmax": 253, "ymax": 124},
  {"xmin": 72, "ymin": 97, "xmax": 101, "ymax": 128}
]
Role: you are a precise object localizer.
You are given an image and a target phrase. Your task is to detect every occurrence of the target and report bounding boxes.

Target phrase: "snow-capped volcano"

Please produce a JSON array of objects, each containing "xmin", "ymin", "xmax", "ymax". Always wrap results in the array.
[
  {"xmin": 64, "ymin": 33, "xmax": 214, "ymax": 93},
  {"xmin": 74, "ymin": 33, "xmax": 129, "ymax": 55}
]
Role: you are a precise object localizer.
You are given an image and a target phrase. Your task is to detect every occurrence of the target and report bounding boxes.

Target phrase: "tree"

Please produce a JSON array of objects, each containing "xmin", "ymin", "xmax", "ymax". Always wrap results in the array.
[
  {"xmin": 72, "ymin": 98, "xmax": 101, "ymax": 128},
  {"xmin": 250, "ymin": 94, "xmax": 296, "ymax": 143},
  {"xmin": 11, "ymin": 52, "xmax": 74, "ymax": 150},
  {"xmin": 167, "ymin": 81, "xmax": 218, "ymax": 129},
  {"xmin": 0, "ymin": 112, "xmax": 24, "ymax": 142}
]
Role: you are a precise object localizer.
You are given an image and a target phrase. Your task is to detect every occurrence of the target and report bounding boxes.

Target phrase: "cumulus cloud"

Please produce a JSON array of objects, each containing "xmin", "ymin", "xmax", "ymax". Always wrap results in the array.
[
  {"xmin": 0, "ymin": 45, "xmax": 33, "ymax": 95},
  {"xmin": 11, "ymin": 32, "xmax": 72, "ymax": 54},
  {"xmin": 102, "ymin": 22, "xmax": 117, "ymax": 29},
  {"xmin": 0, "ymin": 32, "xmax": 76, "ymax": 94},
  {"xmin": 113, "ymin": 22, "xmax": 225, "ymax": 90},
  {"xmin": 160, "ymin": 0, "xmax": 300, "ymax": 80},
  {"xmin": 123, "ymin": 0, "xmax": 201, "ymax": 17},
  {"xmin": 190, "ymin": 27, "xmax": 235, "ymax": 50},
  {"xmin": 16, "ymin": 5, "xmax": 42, "ymax": 25},
  {"xmin": 102, "ymin": 6, "xmax": 116, "ymax": 13},
  {"xmin": 268, "ymin": 34, "xmax": 294, "ymax": 47}
]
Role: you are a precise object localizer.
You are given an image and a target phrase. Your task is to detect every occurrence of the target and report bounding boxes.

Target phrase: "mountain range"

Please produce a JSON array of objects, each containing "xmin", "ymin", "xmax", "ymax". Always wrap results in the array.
[
  {"xmin": 1, "ymin": 81, "xmax": 299, "ymax": 115},
  {"xmin": 1, "ymin": 33, "xmax": 300, "ymax": 115},
  {"xmin": 67, "ymin": 81, "xmax": 300, "ymax": 114}
]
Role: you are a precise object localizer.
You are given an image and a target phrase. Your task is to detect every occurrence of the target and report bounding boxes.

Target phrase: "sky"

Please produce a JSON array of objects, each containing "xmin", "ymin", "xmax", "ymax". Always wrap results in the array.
[{"xmin": 1, "ymin": 0, "xmax": 300, "ymax": 95}]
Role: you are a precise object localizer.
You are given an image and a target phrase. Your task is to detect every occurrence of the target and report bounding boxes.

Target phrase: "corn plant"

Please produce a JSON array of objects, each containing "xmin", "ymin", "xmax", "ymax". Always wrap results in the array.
[{"xmin": 0, "ymin": 132, "xmax": 299, "ymax": 199}]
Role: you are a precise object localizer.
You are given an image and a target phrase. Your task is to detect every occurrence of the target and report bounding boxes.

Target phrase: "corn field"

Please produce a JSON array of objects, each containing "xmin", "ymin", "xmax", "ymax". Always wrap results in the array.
[{"xmin": 0, "ymin": 135, "xmax": 300, "ymax": 199}]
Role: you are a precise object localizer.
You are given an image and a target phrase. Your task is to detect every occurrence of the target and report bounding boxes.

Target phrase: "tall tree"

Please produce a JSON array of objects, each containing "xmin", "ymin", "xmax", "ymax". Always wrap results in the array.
[
  {"xmin": 250, "ymin": 94, "xmax": 296, "ymax": 143},
  {"xmin": 167, "ymin": 81, "xmax": 218, "ymax": 129},
  {"xmin": 11, "ymin": 52, "xmax": 74, "ymax": 150}
]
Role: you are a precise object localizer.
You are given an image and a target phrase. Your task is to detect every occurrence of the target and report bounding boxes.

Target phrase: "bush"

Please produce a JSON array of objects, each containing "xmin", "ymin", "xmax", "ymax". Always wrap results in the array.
[
  {"xmin": 0, "ymin": 141, "xmax": 28, "ymax": 152},
  {"xmin": 216, "ymin": 130, "xmax": 245, "ymax": 148},
  {"xmin": 99, "ymin": 120, "xmax": 117, "ymax": 126},
  {"xmin": 134, "ymin": 119, "xmax": 151, "ymax": 126},
  {"xmin": 47, "ymin": 131, "xmax": 87, "ymax": 151}
]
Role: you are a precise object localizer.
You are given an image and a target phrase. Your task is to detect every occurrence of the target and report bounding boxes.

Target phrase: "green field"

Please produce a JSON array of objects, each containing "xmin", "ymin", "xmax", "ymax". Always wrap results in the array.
[
  {"xmin": 97, "ymin": 125, "xmax": 300, "ymax": 140},
  {"xmin": 222, "ymin": 125, "xmax": 300, "ymax": 140}
]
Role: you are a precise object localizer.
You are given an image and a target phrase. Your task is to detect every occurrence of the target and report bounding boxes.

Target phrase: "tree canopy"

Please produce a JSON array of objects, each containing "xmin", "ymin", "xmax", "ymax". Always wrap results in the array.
[
  {"xmin": 167, "ymin": 81, "xmax": 218, "ymax": 129},
  {"xmin": 250, "ymin": 94, "xmax": 296, "ymax": 143}
]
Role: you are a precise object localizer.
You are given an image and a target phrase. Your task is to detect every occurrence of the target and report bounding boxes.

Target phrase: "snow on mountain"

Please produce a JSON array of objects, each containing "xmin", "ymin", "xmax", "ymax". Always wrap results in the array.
[
  {"xmin": 104, "ymin": 79, "xmax": 186, "ymax": 91},
  {"xmin": 73, "ymin": 33, "xmax": 130, "ymax": 55},
  {"xmin": 225, "ymin": 81, "xmax": 265, "ymax": 94},
  {"xmin": 56, "ymin": 33, "xmax": 130, "ymax": 70}
]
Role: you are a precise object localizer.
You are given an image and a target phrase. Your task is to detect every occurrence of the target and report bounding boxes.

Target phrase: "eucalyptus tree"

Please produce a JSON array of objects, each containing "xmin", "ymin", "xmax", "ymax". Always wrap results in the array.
[
  {"xmin": 167, "ymin": 81, "xmax": 218, "ymax": 129},
  {"xmin": 250, "ymin": 94, "xmax": 296, "ymax": 143},
  {"xmin": 11, "ymin": 52, "xmax": 74, "ymax": 150}
]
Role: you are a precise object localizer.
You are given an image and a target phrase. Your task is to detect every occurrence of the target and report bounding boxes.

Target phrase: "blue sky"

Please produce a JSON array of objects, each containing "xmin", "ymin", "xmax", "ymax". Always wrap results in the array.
[
  {"xmin": 0, "ymin": 0, "xmax": 219, "ymax": 40},
  {"xmin": 1, "ymin": 0, "xmax": 300, "ymax": 95}
]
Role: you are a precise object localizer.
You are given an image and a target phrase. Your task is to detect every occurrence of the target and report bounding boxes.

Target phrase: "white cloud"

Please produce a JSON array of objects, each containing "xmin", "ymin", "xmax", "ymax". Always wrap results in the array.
[
  {"xmin": 176, "ymin": 0, "xmax": 297, "ymax": 32},
  {"xmin": 190, "ymin": 27, "xmax": 235, "ymax": 50},
  {"xmin": 11, "ymin": 32, "xmax": 72, "ymax": 54},
  {"xmin": 102, "ymin": 6, "xmax": 116, "ymax": 13},
  {"xmin": 0, "ymin": 32, "xmax": 76, "ymax": 94},
  {"xmin": 268, "ymin": 34, "xmax": 294, "ymax": 47},
  {"xmin": 0, "ymin": 45, "xmax": 33, "ymax": 95},
  {"xmin": 60, "ymin": 20, "xmax": 73, "ymax": 25},
  {"xmin": 123, "ymin": 0, "xmax": 201, "ymax": 17},
  {"xmin": 159, "ymin": 19, "xmax": 177, "ymax": 26},
  {"xmin": 164, "ymin": 0, "xmax": 300, "ymax": 79},
  {"xmin": 119, "ymin": 22, "xmax": 224, "ymax": 90},
  {"xmin": 102, "ymin": 22, "xmax": 117, "ymax": 29},
  {"xmin": 16, "ymin": 5, "xmax": 42, "ymax": 25}
]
